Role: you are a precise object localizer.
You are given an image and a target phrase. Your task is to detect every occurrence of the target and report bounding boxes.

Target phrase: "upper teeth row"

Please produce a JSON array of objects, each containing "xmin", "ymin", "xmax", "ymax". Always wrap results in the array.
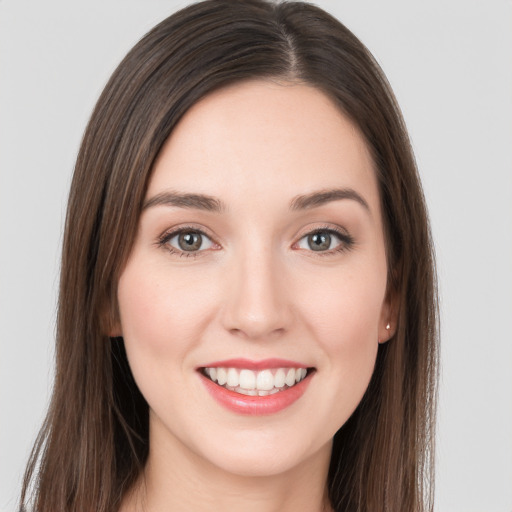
[{"xmin": 204, "ymin": 367, "xmax": 307, "ymax": 391}]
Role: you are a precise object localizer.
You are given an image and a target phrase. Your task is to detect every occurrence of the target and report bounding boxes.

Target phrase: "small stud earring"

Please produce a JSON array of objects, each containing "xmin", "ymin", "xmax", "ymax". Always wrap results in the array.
[{"xmin": 386, "ymin": 323, "xmax": 391, "ymax": 330}]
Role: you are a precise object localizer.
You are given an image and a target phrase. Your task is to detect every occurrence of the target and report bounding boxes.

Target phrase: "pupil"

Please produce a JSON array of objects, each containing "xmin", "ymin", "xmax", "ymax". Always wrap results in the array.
[
  {"xmin": 179, "ymin": 232, "xmax": 201, "ymax": 251},
  {"xmin": 309, "ymin": 232, "xmax": 330, "ymax": 251}
]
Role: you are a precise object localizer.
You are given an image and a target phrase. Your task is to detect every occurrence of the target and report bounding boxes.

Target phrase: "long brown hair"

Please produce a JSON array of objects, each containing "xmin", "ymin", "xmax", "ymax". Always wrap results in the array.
[{"xmin": 20, "ymin": 1, "xmax": 438, "ymax": 510}]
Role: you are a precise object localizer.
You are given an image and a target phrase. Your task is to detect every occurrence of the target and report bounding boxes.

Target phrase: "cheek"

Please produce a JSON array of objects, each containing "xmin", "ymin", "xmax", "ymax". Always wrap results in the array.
[
  {"xmin": 117, "ymin": 260, "xmax": 219, "ymax": 359},
  {"xmin": 300, "ymin": 266, "xmax": 385, "ymax": 342},
  {"xmin": 116, "ymin": 260, "xmax": 219, "ymax": 419},
  {"xmin": 118, "ymin": 268, "xmax": 171, "ymax": 355},
  {"xmin": 295, "ymin": 259, "xmax": 386, "ymax": 386}
]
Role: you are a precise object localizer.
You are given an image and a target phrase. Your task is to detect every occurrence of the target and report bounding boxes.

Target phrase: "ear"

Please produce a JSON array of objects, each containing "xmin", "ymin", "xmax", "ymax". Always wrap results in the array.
[{"xmin": 378, "ymin": 284, "xmax": 399, "ymax": 344}]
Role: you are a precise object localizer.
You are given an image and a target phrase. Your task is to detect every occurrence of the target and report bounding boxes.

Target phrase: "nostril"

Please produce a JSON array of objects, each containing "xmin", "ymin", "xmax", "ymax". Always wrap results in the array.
[{"xmin": 228, "ymin": 326, "xmax": 286, "ymax": 340}]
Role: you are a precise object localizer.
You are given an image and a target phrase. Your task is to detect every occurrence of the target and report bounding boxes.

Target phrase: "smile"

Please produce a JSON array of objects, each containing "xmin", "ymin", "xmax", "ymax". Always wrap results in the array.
[
  {"xmin": 198, "ymin": 359, "xmax": 315, "ymax": 415},
  {"xmin": 202, "ymin": 367, "xmax": 309, "ymax": 396}
]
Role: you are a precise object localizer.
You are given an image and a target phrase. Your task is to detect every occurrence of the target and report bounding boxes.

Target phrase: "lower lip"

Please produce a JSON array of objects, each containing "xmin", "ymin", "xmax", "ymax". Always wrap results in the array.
[{"xmin": 199, "ymin": 372, "xmax": 313, "ymax": 415}]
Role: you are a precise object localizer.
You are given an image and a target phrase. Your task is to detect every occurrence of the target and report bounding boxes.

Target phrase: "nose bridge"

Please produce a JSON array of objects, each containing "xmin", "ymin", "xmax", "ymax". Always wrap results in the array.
[{"xmin": 222, "ymin": 236, "xmax": 290, "ymax": 339}]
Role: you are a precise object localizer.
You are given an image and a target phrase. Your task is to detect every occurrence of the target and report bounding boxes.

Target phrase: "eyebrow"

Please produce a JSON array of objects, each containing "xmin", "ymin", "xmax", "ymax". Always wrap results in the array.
[
  {"xmin": 143, "ymin": 187, "xmax": 370, "ymax": 214},
  {"xmin": 143, "ymin": 191, "xmax": 225, "ymax": 212},
  {"xmin": 289, "ymin": 188, "xmax": 370, "ymax": 212}
]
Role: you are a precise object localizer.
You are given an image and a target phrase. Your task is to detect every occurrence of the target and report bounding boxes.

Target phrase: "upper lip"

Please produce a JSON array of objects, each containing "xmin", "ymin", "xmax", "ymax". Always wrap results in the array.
[{"xmin": 198, "ymin": 358, "xmax": 311, "ymax": 371}]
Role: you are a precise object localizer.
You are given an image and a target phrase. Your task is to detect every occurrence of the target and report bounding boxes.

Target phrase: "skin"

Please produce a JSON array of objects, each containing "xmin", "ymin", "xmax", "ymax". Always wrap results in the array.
[{"xmin": 115, "ymin": 80, "xmax": 394, "ymax": 512}]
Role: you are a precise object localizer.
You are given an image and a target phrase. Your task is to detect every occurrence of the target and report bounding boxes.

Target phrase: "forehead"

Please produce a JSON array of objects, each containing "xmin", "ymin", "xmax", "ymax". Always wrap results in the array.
[{"xmin": 148, "ymin": 80, "xmax": 378, "ymax": 211}]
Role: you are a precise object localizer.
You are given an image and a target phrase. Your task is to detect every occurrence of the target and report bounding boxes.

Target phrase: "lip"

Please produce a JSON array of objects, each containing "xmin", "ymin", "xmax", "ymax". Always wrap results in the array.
[
  {"xmin": 198, "ymin": 359, "xmax": 314, "ymax": 415},
  {"xmin": 199, "ymin": 358, "xmax": 309, "ymax": 371}
]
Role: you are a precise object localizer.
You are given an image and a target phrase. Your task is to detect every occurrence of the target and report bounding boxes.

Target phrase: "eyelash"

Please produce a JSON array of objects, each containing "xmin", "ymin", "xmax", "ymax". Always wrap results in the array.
[
  {"xmin": 157, "ymin": 225, "xmax": 216, "ymax": 258},
  {"xmin": 157, "ymin": 224, "xmax": 355, "ymax": 258},
  {"xmin": 295, "ymin": 225, "xmax": 355, "ymax": 256}
]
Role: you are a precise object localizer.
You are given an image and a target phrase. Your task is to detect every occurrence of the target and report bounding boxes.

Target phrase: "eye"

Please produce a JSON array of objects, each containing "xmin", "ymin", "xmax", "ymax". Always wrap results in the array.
[
  {"xmin": 161, "ymin": 229, "xmax": 215, "ymax": 255},
  {"xmin": 296, "ymin": 228, "xmax": 352, "ymax": 253}
]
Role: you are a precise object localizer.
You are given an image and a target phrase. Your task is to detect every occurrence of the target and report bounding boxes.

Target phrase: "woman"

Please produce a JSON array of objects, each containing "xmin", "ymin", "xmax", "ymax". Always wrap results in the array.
[{"xmin": 20, "ymin": 1, "xmax": 438, "ymax": 511}]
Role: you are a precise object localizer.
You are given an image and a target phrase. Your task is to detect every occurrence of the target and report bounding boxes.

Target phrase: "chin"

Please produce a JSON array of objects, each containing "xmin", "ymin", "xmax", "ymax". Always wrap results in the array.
[{"xmin": 194, "ymin": 428, "xmax": 331, "ymax": 478}]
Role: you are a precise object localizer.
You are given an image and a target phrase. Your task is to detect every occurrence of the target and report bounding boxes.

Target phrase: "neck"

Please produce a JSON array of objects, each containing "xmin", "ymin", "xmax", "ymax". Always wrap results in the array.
[{"xmin": 121, "ymin": 421, "xmax": 333, "ymax": 512}]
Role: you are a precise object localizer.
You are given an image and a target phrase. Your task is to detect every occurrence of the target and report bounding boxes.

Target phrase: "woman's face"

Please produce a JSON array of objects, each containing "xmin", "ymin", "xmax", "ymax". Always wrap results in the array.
[{"xmin": 116, "ymin": 80, "xmax": 393, "ymax": 479}]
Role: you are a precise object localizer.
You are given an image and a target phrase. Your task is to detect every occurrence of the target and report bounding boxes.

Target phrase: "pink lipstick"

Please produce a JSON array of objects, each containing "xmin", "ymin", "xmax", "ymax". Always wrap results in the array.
[{"xmin": 198, "ymin": 359, "xmax": 314, "ymax": 415}]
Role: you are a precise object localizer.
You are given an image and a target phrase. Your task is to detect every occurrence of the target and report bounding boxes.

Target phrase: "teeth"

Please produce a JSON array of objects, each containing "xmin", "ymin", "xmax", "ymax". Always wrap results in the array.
[
  {"xmin": 274, "ymin": 368, "xmax": 286, "ymax": 388},
  {"xmin": 285, "ymin": 368, "xmax": 296, "ymax": 387},
  {"xmin": 256, "ymin": 369, "xmax": 274, "ymax": 391},
  {"xmin": 295, "ymin": 368, "xmax": 307, "ymax": 383},
  {"xmin": 234, "ymin": 387, "xmax": 258, "ymax": 396},
  {"xmin": 227, "ymin": 368, "xmax": 239, "ymax": 387},
  {"xmin": 239, "ymin": 369, "xmax": 256, "ymax": 390},
  {"xmin": 217, "ymin": 368, "xmax": 227, "ymax": 386},
  {"xmin": 203, "ymin": 366, "xmax": 309, "ymax": 395}
]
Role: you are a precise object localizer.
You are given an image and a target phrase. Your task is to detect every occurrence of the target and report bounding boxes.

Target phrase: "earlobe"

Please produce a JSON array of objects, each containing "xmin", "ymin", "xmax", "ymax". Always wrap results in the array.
[
  {"xmin": 378, "ymin": 285, "xmax": 399, "ymax": 344},
  {"xmin": 378, "ymin": 322, "xmax": 393, "ymax": 344}
]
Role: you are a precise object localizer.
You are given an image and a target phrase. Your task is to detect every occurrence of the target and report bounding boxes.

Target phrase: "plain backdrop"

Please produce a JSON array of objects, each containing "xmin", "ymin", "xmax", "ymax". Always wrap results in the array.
[{"xmin": 1, "ymin": 1, "xmax": 511, "ymax": 511}]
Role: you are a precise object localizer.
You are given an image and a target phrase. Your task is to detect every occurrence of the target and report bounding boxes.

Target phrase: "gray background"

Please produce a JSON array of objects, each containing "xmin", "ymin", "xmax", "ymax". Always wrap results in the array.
[{"xmin": 1, "ymin": 1, "xmax": 511, "ymax": 510}]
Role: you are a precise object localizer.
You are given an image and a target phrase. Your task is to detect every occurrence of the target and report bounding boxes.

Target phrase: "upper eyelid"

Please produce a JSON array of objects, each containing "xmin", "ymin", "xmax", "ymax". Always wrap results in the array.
[
  {"xmin": 157, "ymin": 223, "xmax": 353, "ymax": 249},
  {"xmin": 294, "ymin": 223, "xmax": 351, "ymax": 240},
  {"xmin": 297, "ymin": 229, "xmax": 350, "ymax": 243},
  {"xmin": 293, "ymin": 225, "xmax": 355, "ymax": 252},
  {"xmin": 158, "ymin": 227, "xmax": 218, "ymax": 258},
  {"xmin": 159, "ymin": 224, "xmax": 217, "ymax": 242}
]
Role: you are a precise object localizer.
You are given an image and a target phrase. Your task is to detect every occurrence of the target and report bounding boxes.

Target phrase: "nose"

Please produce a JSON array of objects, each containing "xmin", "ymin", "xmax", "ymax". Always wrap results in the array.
[{"xmin": 220, "ymin": 248, "xmax": 292, "ymax": 340}]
